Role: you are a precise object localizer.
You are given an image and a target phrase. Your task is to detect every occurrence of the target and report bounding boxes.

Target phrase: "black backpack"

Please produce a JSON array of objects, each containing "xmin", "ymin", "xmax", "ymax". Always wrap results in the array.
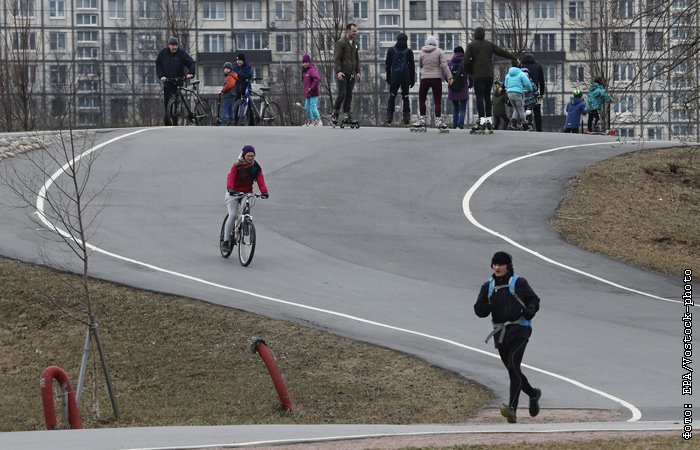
[
  {"xmin": 449, "ymin": 59, "xmax": 465, "ymax": 92},
  {"xmin": 391, "ymin": 47, "xmax": 410, "ymax": 77}
]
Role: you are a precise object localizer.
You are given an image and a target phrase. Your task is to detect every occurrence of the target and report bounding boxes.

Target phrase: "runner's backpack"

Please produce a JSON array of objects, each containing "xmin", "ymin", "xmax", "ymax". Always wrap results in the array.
[
  {"xmin": 449, "ymin": 59, "xmax": 465, "ymax": 92},
  {"xmin": 391, "ymin": 47, "xmax": 410, "ymax": 77}
]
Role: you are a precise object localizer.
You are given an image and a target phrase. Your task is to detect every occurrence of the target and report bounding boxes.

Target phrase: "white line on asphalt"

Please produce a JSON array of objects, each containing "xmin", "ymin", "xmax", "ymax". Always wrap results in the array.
[{"xmin": 35, "ymin": 130, "xmax": 642, "ymax": 425}]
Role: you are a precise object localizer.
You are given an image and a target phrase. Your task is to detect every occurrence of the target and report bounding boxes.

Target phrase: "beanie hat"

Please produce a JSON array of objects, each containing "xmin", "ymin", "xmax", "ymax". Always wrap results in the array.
[
  {"xmin": 168, "ymin": 37, "xmax": 179, "ymax": 45},
  {"xmin": 301, "ymin": 53, "xmax": 311, "ymax": 64},
  {"xmin": 236, "ymin": 53, "xmax": 246, "ymax": 63},
  {"xmin": 241, "ymin": 144, "xmax": 255, "ymax": 156},
  {"xmin": 453, "ymin": 46, "xmax": 464, "ymax": 54},
  {"xmin": 223, "ymin": 62, "xmax": 233, "ymax": 70},
  {"xmin": 491, "ymin": 251, "xmax": 512, "ymax": 266}
]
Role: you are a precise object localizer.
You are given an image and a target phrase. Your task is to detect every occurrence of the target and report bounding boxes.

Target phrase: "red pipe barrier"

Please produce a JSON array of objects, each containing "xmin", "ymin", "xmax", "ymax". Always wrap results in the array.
[
  {"xmin": 40, "ymin": 366, "xmax": 82, "ymax": 430},
  {"xmin": 250, "ymin": 338, "xmax": 294, "ymax": 412}
]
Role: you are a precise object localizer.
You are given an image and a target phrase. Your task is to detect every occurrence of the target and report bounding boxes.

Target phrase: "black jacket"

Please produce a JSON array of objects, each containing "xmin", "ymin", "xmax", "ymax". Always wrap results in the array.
[
  {"xmin": 521, "ymin": 54, "xmax": 546, "ymax": 96},
  {"xmin": 155, "ymin": 47, "xmax": 196, "ymax": 80},
  {"xmin": 385, "ymin": 45, "xmax": 415, "ymax": 85}
]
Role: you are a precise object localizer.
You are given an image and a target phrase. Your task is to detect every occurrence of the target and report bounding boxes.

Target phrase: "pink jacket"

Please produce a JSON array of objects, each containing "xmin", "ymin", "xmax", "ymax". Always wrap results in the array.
[
  {"xmin": 419, "ymin": 44, "xmax": 451, "ymax": 80},
  {"xmin": 302, "ymin": 63, "xmax": 321, "ymax": 98}
]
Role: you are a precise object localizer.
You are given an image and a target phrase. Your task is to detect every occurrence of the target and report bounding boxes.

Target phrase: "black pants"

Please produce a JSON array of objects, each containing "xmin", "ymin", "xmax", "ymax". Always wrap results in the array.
[
  {"xmin": 563, "ymin": 127, "xmax": 579, "ymax": 133},
  {"xmin": 587, "ymin": 109, "xmax": 600, "ymax": 131},
  {"xmin": 498, "ymin": 337, "xmax": 536, "ymax": 411},
  {"xmin": 334, "ymin": 74, "xmax": 356, "ymax": 114},
  {"xmin": 163, "ymin": 84, "xmax": 178, "ymax": 126},
  {"xmin": 473, "ymin": 77, "xmax": 494, "ymax": 118},
  {"xmin": 493, "ymin": 114, "xmax": 509, "ymax": 130},
  {"xmin": 386, "ymin": 77, "xmax": 411, "ymax": 120},
  {"xmin": 532, "ymin": 104, "xmax": 542, "ymax": 131}
]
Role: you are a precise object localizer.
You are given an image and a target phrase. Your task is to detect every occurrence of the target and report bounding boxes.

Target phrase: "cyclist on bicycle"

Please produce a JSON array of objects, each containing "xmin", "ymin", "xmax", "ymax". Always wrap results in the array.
[
  {"xmin": 233, "ymin": 53, "xmax": 254, "ymax": 101},
  {"xmin": 155, "ymin": 37, "xmax": 196, "ymax": 126},
  {"xmin": 223, "ymin": 145, "xmax": 269, "ymax": 252}
]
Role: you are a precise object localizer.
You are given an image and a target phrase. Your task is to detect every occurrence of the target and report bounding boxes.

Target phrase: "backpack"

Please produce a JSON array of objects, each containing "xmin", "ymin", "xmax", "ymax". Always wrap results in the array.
[
  {"xmin": 449, "ymin": 59, "xmax": 465, "ymax": 92},
  {"xmin": 391, "ymin": 47, "xmax": 410, "ymax": 77}
]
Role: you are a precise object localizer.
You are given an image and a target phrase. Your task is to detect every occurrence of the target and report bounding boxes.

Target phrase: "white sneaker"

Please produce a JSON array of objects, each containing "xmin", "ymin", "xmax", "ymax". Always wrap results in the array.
[{"xmin": 314, "ymin": 119, "xmax": 321, "ymax": 126}]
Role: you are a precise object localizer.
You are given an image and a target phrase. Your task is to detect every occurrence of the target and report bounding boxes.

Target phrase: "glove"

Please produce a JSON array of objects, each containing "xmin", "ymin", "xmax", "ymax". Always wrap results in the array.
[
  {"xmin": 385, "ymin": 75, "xmax": 391, "ymax": 84},
  {"xmin": 523, "ymin": 307, "xmax": 536, "ymax": 320},
  {"xmin": 261, "ymin": 192, "xmax": 269, "ymax": 199},
  {"xmin": 409, "ymin": 81, "xmax": 415, "ymax": 88},
  {"xmin": 228, "ymin": 190, "xmax": 238, "ymax": 196}
]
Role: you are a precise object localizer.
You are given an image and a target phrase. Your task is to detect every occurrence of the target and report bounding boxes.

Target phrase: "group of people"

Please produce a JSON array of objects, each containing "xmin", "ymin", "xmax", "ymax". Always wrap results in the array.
[{"xmin": 563, "ymin": 77, "xmax": 612, "ymax": 133}]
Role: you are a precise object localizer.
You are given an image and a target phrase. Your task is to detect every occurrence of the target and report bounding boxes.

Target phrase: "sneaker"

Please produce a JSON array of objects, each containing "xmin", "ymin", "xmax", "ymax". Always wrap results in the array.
[
  {"xmin": 303, "ymin": 121, "xmax": 311, "ymax": 127},
  {"xmin": 314, "ymin": 119, "xmax": 322, "ymax": 126},
  {"xmin": 500, "ymin": 404, "xmax": 517, "ymax": 424},
  {"xmin": 331, "ymin": 112, "xmax": 339, "ymax": 125},
  {"xmin": 529, "ymin": 388, "xmax": 541, "ymax": 417},
  {"xmin": 222, "ymin": 240, "xmax": 232, "ymax": 252}
]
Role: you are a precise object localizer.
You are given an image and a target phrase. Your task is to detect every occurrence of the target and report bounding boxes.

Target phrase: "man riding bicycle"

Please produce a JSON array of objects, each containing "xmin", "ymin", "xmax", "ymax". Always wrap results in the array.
[
  {"xmin": 223, "ymin": 145, "xmax": 269, "ymax": 252},
  {"xmin": 155, "ymin": 37, "xmax": 196, "ymax": 125}
]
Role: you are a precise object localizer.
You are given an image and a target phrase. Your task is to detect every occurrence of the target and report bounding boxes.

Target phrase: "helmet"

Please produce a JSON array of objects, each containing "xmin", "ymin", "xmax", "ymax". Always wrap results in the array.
[
  {"xmin": 223, "ymin": 62, "xmax": 233, "ymax": 70},
  {"xmin": 573, "ymin": 89, "xmax": 583, "ymax": 98}
]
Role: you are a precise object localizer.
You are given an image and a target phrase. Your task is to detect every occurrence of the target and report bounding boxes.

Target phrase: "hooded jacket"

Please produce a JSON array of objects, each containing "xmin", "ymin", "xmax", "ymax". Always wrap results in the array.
[
  {"xmin": 503, "ymin": 67, "xmax": 532, "ymax": 95},
  {"xmin": 302, "ymin": 58, "xmax": 321, "ymax": 98},
  {"xmin": 565, "ymin": 97, "xmax": 588, "ymax": 128},
  {"xmin": 419, "ymin": 41, "xmax": 451, "ymax": 80},
  {"xmin": 521, "ymin": 54, "xmax": 546, "ymax": 96},
  {"xmin": 446, "ymin": 52, "xmax": 471, "ymax": 101},
  {"xmin": 492, "ymin": 86, "xmax": 510, "ymax": 117},
  {"xmin": 385, "ymin": 34, "xmax": 415, "ymax": 84},
  {"xmin": 587, "ymin": 81, "xmax": 611, "ymax": 110},
  {"xmin": 221, "ymin": 71, "xmax": 238, "ymax": 97},
  {"xmin": 464, "ymin": 27, "xmax": 517, "ymax": 79}
]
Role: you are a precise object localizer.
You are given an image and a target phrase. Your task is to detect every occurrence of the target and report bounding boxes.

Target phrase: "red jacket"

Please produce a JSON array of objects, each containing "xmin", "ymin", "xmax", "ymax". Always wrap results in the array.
[
  {"xmin": 226, "ymin": 161, "xmax": 268, "ymax": 194},
  {"xmin": 221, "ymin": 72, "xmax": 238, "ymax": 97}
]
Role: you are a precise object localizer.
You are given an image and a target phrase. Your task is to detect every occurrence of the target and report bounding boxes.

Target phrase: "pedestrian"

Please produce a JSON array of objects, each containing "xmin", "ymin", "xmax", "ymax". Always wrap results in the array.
[
  {"xmin": 503, "ymin": 63, "xmax": 532, "ymax": 130},
  {"xmin": 155, "ymin": 36, "xmax": 195, "ymax": 126},
  {"xmin": 218, "ymin": 62, "xmax": 238, "ymax": 126},
  {"xmin": 384, "ymin": 33, "xmax": 415, "ymax": 127},
  {"xmin": 463, "ymin": 27, "xmax": 518, "ymax": 133},
  {"xmin": 413, "ymin": 35, "xmax": 453, "ymax": 131},
  {"xmin": 520, "ymin": 54, "xmax": 545, "ymax": 131},
  {"xmin": 301, "ymin": 54, "xmax": 322, "ymax": 126},
  {"xmin": 586, "ymin": 77, "xmax": 612, "ymax": 133},
  {"xmin": 474, "ymin": 251, "xmax": 541, "ymax": 424},
  {"xmin": 563, "ymin": 89, "xmax": 587, "ymax": 133},
  {"xmin": 332, "ymin": 23, "xmax": 361, "ymax": 127},
  {"xmin": 447, "ymin": 46, "xmax": 472, "ymax": 129},
  {"xmin": 491, "ymin": 82, "xmax": 510, "ymax": 130}
]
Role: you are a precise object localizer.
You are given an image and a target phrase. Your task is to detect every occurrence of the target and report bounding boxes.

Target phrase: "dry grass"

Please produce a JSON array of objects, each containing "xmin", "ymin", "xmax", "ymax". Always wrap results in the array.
[{"xmin": 553, "ymin": 146, "xmax": 700, "ymax": 277}]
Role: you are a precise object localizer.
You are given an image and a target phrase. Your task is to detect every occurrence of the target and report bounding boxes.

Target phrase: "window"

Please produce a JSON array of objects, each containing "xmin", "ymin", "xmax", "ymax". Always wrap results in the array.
[
  {"xmin": 49, "ymin": 32, "xmax": 66, "ymax": 52},
  {"xmin": 439, "ymin": 33, "xmax": 460, "ymax": 50},
  {"xmin": 141, "ymin": 64, "xmax": 158, "ymax": 84},
  {"xmin": 138, "ymin": 0, "xmax": 160, "ymax": 19},
  {"xmin": 569, "ymin": 0, "xmax": 585, "ymax": 20},
  {"xmin": 318, "ymin": 1, "xmax": 334, "ymax": 17},
  {"xmin": 275, "ymin": 34, "xmax": 291, "ymax": 52},
  {"xmin": 671, "ymin": 28, "xmax": 689, "ymax": 41},
  {"xmin": 236, "ymin": 32, "xmax": 267, "ymax": 50},
  {"xmin": 379, "ymin": 31, "xmax": 396, "ymax": 45},
  {"xmin": 438, "ymin": 1, "xmax": 460, "ymax": 20},
  {"xmin": 646, "ymin": 95, "xmax": 662, "ymax": 113},
  {"xmin": 108, "ymin": 0, "xmax": 126, "ymax": 18},
  {"xmin": 204, "ymin": 34, "xmax": 226, "ymax": 52},
  {"xmin": 543, "ymin": 65, "xmax": 556, "ymax": 84},
  {"xmin": 613, "ymin": 95, "xmax": 634, "ymax": 114},
  {"xmin": 78, "ymin": 80, "xmax": 99, "ymax": 92},
  {"xmin": 78, "ymin": 96, "xmax": 100, "ymax": 108},
  {"xmin": 534, "ymin": 33, "xmax": 555, "ymax": 52},
  {"xmin": 497, "ymin": 1, "xmax": 520, "ymax": 19},
  {"xmin": 542, "ymin": 97, "xmax": 555, "ymax": 115},
  {"xmin": 379, "ymin": 0, "xmax": 399, "ymax": 9},
  {"xmin": 409, "ymin": 1, "xmax": 426, "ymax": 20},
  {"xmin": 612, "ymin": 0, "xmax": 634, "ymax": 18},
  {"xmin": 77, "ymin": 112, "xmax": 100, "ymax": 126},
  {"xmin": 49, "ymin": 0, "xmax": 65, "ymax": 18},
  {"xmin": 240, "ymin": 1, "xmax": 261, "ymax": 19},
  {"xmin": 77, "ymin": 30, "xmax": 98, "ymax": 42},
  {"xmin": 76, "ymin": 14, "xmax": 98, "ymax": 25},
  {"xmin": 110, "ymin": 65, "xmax": 128, "ymax": 84},
  {"xmin": 569, "ymin": 34, "xmax": 578, "ymax": 51},
  {"xmin": 50, "ymin": 65, "xmax": 67, "ymax": 84},
  {"xmin": 77, "ymin": 47, "xmax": 99, "ymax": 59},
  {"xmin": 409, "ymin": 33, "xmax": 426, "ymax": 50},
  {"xmin": 612, "ymin": 32, "xmax": 635, "ymax": 51},
  {"xmin": 76, "ymin": 0, "xmax": 97, "ymax": 8},
  {"xmin": 203, "ymin": 2, "xmax": 225, "ymax": 19},
  {"xmin": 172, "ymin": 1, "xmax": 189, "ymax": 20},
  {"xmin": 617, "ymin": 128, "xmax": 635, "ymax": 138},
  {"xmin": 673, "ymin": 0, "xmax": 689, "ymax": 9},
  {"xmin": 353, "ymin": 1, "xmax": 368, "ymax": 18},
  {"xmin": 203, "ymin": 65, "xmax": 219, "ymax": 87},
  {"xmin": 357, "ymin": 33, "xmax": 370, "ymax": 51},
  {"xmin": 672, "ymin": 109, "xmax": 689, "ymax": 120},
  {"xmin": 590, "ymin": 33, "xmax": 599, "ymax": 52},
  {"xmin": 497, "ymin": 33, "xmax": 517, "ymax": 50},
  {"xmin": 276, "ymin": 1, "xmax": 292, "ymax": 20},
  {"xmin": 379, "ymin": 15, "xmax": 399, "ymax": 27},
  {"xmin": 647, "ymin": 128, "xmax": 663, "ymax": 140},
  {"xmin": 14, "ymin": 0, "xmax": 35, "ymax": 17},
  {"xmin": 138, "ymin": 33, "xmax": 159, "ymax": 51},
  {"xmin": 646, "ymin": 63, "xmax": 664, "ymax": 82},
  {"xmin": 672, "ymin": 124, "xmax": 695, "ymax": 137},
  {"xmin": 109, "ymin": 33, "xmax": 127, "ymax": 52},
  {"xmin": 613, "ymin": 63, "xmax": 635, "ymax": 81},
  {"xmin": 78, "ymin": 63, "xmax": 98, "ymax": 76},
  {"xmin": 472, "ymin": 1, "xmax": 486, "ymax": 20},
  {"xmin": 570, "ymin": 65, "xmax": 585, "ymax": 82},
  {"xmin": 251, "ymin": 67, "xmax": 263, "ymax": 84},
  {"xmin": 534, "ymin": 1, "xmax": 555, "ymax": 19},
  {"xmin": 12, "ymin": 32, "xmax": 36, "ymax": 51},
  {"xmin": 646, "ymin": 31, "xmax": 663, "ymax": 50}
]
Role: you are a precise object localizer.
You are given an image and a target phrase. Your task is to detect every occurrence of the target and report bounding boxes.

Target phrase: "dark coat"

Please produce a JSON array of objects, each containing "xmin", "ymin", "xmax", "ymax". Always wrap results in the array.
[
  {"xmin": 521, "ymin": 54, "xmax": 546, "ymax": 96},
  {"xmin": 464, "ymin": 27, "xmax": 517, "ymax": 79},
  {"xmin": 232, "ymin": 63, "xmax": 254, "ymax": 95},
  {"xmin": 155, "ymin": 47, "xmax": 196, "ymax": 79},
  {"xmin": 385, "ymin": 45, "xmax": 416, "ymax": 85},
  {"xmin": 334, "ymin": 36, "xmax": 360, "ymax": 75},
  {"xmin": 446, "ymin": 53, "xmax": 471, "ymax": 102}
]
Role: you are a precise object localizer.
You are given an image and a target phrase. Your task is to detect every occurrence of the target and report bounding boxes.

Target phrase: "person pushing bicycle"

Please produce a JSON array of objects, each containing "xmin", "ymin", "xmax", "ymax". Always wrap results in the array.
[
  {"xmin": 155, "ymin": 37, "xmax": 196, "ymax": 126},
  {"xmin": 223, "ymin": 145, "xmax": 269, "ymax": 253}
]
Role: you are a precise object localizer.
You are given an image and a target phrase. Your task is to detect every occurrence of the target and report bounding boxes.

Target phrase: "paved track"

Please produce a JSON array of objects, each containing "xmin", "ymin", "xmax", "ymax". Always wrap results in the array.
[{"xmin": 0, "ymin": 127, "xmax": 693, "ymax": 448}]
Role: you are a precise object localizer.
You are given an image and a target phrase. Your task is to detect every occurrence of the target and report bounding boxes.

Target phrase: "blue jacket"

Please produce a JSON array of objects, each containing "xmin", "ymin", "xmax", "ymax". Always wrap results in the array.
[
  {"xmin": 503, "ymin": 67, "xmax": 532, "ymax": 95},
  {"xmin": 587, "ymin": 81, "xmax": 611, "ymax": 110},
  {"xmin": 232, "ymin": 63, "xmax": 254, "ymax": 95},
  {"xmin": 565, "ymin": 97, "xmax": 587, "ymax": 128}
]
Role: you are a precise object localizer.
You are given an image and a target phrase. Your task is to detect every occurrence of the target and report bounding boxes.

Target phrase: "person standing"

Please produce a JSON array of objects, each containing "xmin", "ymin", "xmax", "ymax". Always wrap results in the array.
[
  {"xmin": 446, "ymin": 46, "xmax": 471, "ymax": 129},
  {"xmin": 563, "ymin": 89, "xmax": 587, "ymax": 133},
  {"xmin": 155, "ymin": 36, "xmax": 195, "ymax": 126},
  {"xmin": 384, "ymin": 33, "xmax": 415, "ymax": 127},
  {"xmin": 301, "ymin": 54, "xmax": 322, "ymax": 126},
  {"xmin": 520, "ymin": 54, "xmax": 545, "ymax": 131},
  {"xmin": 218, "ymin": 62, "xmax": 238, "ymax": 126},
  {"xmin": 503, "ymin": 64, "xmax": 532, "ymax": 130},
  {"xmin": 332, "ymin": 23, "xmax": 361, "ymax": 126},
  {"xmin": 413, "ymin": 35, "xmax": 453, "ymax": 130},
  {"xmin": 463, "ymin": 27, "xmax": 518, "ymax": 133},
  {"xmin": 586, "ymin": 77, "xmax": 611, "ymax": 132},
  {"xmin": 474, "ymin": 251, "xmax": 541, "ymax": 424},
  {"xmin": 232, "ymin": 53, "xmax": 254, "ymax": 101},
  {"xmin": 491, "ymin": 82, "xmax": 511, "ymax": 130}
]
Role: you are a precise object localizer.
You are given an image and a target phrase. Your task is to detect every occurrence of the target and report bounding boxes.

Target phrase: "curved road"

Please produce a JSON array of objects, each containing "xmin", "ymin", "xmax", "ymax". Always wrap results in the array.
[{"xmin": 0, "ymin": 127, "xmax": 692, "ymax": 448}]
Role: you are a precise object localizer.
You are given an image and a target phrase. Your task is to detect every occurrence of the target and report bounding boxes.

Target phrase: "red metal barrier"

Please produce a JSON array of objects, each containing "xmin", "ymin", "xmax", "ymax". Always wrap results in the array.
[
  {"xmin": 250, "ymin": 338, "xmax": 294, "ymax": 412},
  {"xmin": 40, "ymin": 366, "xmax": 82, "ymax": 430}
]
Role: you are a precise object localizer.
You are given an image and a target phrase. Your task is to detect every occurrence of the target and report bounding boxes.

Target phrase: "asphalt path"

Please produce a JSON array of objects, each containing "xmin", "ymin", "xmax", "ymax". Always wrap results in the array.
[{"xmin": 0, "ymin": 126, "xmax": 694, "ymax": 448}]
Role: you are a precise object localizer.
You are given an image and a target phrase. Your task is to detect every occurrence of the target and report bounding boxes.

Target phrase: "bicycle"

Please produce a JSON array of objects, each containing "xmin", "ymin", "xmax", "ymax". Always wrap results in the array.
[
  {"xmin": 165, "ymin": 77, "xmax": 212, "ymax": 126},
  {"xmin": 219, "ymin": 193, "xmax": 263, "ymax": 266},
  {"xmin": 232, "ymin": 80, "xmax": 285, "ymax": 126}
]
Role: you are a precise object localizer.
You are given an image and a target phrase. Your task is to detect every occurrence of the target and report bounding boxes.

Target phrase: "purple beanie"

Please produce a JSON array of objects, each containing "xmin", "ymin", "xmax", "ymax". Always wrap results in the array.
[
  {"xmin": 241, "ymin": 144, "xmax": 255, "ymax": 156},
  {"xmin": 302, "ymin": 54, "xmax": 311, "ymax": 64}
]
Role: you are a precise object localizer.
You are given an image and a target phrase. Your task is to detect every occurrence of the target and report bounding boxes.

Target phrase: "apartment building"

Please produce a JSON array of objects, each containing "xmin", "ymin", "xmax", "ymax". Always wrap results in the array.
[{"xmin": 1, "ymin": 0, "xmax": 697, "ymax": 139}]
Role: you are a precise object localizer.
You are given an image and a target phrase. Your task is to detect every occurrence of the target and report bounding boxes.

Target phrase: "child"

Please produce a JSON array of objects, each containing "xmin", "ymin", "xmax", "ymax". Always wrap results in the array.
[
  {"xmin": 447, "ymin": 46, "xmax": 471, "ymax": 129},
  {"xmin": 521, "ymin": 68, "xmax": 540, "ymax": 132},
  {"xmin": 301, "ymin": 54, "xmax": 322, "ymax": 126},
  {"xmin": 503, "ymin": 65, "xmax": 532, "ymax": 130},
  {"xmin": 586, "ymin": 77, "xmax": 611, "ymax": 132},
  {"xmin": 491, "ymin": 82, "xmax": 510, "ymax": 130},
  {"xmin": 563, "ymin": 89, "xmax": 587, "ymax": 133},
  {"xmin": 218, "ymin": 62, "xmax": 238, "ymax": 125}
]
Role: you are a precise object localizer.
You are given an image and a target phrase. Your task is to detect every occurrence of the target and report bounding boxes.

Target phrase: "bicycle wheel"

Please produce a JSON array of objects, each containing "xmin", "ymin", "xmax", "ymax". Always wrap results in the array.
[
  {"xmin": 260, "ymin": 102, "xmax": 284, "ymax": 126},
  {"xmin": 219, "ymin": 214, "xmax": 233, "ymax": 258},
  {"xmin": 193, "ymin": 99, "xmax": 212, "ymax": 126},
  {"xmin": 233, "ymin": 100, "xmax": 250, "ymax": 126},
  {"xmin": 166, "ymin": 98, "xmax": 180, "ymax": 126},
  {"xmin": 238, "ymin": 219, "xmax": 256, "ymax": 266}
]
